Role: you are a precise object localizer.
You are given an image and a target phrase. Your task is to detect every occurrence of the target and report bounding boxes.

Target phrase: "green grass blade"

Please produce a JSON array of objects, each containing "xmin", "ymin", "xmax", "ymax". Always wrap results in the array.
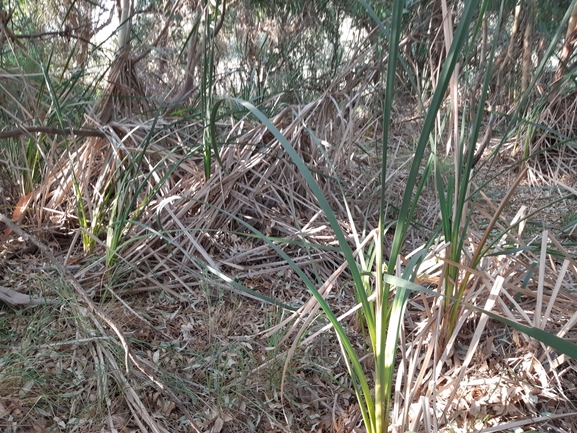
[
  {"xmin": 218, "ymin": 97, "xmax": 378, "ymax": 431},
  {"xmin": 388, "ymin": 0, "xmax": 480, "ymax": 272},
  {"xmin": 200, "ymin": 194, "xmax": 376, "ymax": 429},
  {"xmin": 368, "ymin": 0, "xmax": 406, "ymax": 429},
  {"xmin": 229, "ymin": 97, "xmax": 375, "ymax": 335}
]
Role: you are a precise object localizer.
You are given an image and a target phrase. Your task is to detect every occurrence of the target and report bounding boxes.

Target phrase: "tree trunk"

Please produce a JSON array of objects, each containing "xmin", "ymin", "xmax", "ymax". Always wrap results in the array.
[
  {"xmin": 521, "ymin": 1, "xmax": 533, "ymax": 94},
  {"xmin": 117, "ymin": 0, "xmax": 132, "ymax": 51},
  {"xmin": 557, "ymin": 2, "xmax": 577, "ymax": 80},
  {"xmin": 548, "ymin": 2, "xmax": 577, "ymax": 101},
  {"xmin": 495, "ymin": 1, "xmax": 522, "ymax": 101}
]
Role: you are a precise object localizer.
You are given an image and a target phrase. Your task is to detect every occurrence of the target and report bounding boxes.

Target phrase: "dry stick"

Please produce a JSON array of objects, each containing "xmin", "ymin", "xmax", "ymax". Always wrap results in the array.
[
  {"xmin": 469, "ymin": 167, "xmax": 529, "ymax": 274},
  {"xmin": 0, "ymin": 126, "xmax": 106, "ymax": 139},
  {"xmin": 471, "ymin": 111, "xmax": 494, "ymax": 168},
  {"xmin": 0, "ymin": 213, "xmax": 202, "ymax": 433},
  {"xmin": 0, "ymin": 284, "xmax": 58, "ymax": 305},
  {"xmin": 478, "ymin": 411, "xmax": 577, "ymax": 433}
]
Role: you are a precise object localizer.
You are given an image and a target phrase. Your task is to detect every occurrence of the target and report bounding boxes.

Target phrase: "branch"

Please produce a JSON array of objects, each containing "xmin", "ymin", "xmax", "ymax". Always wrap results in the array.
[
  {"xmin": 0, "ymin": 9, "xmax": 26, "ymax": 50},
  {"xmin": 0, "ymin": 127, "xmax": 106, "ymax": 139},
  {"xmin": 0, "ymin": 11, "xmax": 93, "ymax": 46},
  {"xmin": 212, "ymin": 0, "xmax": 226, "ymax": 40}
]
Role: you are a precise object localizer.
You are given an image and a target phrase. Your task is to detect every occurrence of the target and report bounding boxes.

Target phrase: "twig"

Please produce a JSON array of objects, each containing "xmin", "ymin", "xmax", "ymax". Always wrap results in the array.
[
  {"xmin": 0, "ymin": 126, "xmax": 106, "ymax": 139},
  {"xmin": 0, "ymin": 284, "xmax": 58, "ymax": 305}
]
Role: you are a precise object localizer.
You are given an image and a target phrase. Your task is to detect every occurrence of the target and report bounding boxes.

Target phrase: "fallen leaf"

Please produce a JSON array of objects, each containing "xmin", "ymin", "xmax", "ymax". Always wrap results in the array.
[
  {"xmin": 1, "ymin": 192, "xmax": 32, "ymax": 244},
  {"xmin": 211, "ymin": 417, "xmax": 224, "ymax": 433}
]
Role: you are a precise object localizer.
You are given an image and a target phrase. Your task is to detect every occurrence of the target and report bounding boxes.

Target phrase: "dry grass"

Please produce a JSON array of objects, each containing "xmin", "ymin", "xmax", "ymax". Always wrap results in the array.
[
  {"xmin": 2, "ymin": 56, "xmax": 577, "ymax": 431},
  {"xmin": 3, "ymin": 92, "xmax": 577, "ymax": 433},
  {"xmin": 3, "ymin": 215, "xmax": 577, "ymax": 432}
]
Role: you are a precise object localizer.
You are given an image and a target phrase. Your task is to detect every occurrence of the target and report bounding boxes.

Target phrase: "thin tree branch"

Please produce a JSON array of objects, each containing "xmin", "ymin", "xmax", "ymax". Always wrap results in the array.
[{"xmin": 0, "ymin": 127, "xmax": 106, "ymax": 139}]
